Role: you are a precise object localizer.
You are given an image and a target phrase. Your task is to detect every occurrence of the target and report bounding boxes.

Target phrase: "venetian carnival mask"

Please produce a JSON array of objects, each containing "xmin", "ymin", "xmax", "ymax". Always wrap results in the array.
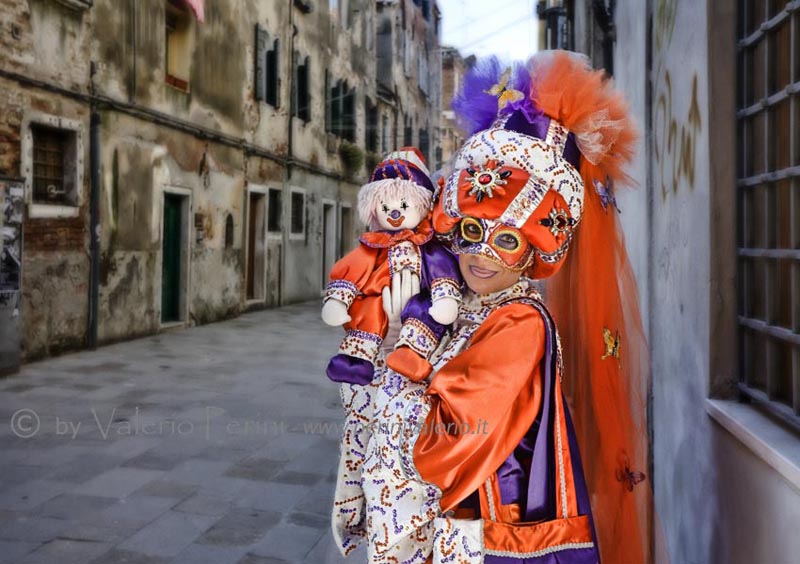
[{"xmin": 454, "ymin": 216, "xmax": 533, "ymax": 271}]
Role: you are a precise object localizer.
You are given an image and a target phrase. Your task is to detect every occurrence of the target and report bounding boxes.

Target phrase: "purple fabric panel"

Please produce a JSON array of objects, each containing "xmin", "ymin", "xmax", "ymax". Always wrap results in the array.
[
  {"xmin": 326, "ymin": 355, "xmax": 375, "ymax": 385},
  {"xmin": 399, "ymin": 292, "xmax": 449, "ymax": 340},
  {"xmin": 496, "ymin": 452, "xmax": 526, "ymax": 506},
  {"xmin": 504, "ymin": 110, "xmax": 581, "ymax": 171},
  {"xmin": 484, "ymin": 547, "xmax": 598, "ymax": 564},
  {"xmin": 564, "ymin": 394, "xmax": 599, "ymax": 557},
  {"xmin": 420, "ymin": 239, "xmax": 461, "ymax": 290},
  {"xmin": 562, "ymin": 132, "xmax": 581, "ymax": 171},
  {"xmin": 525, "ymin": 304, "xmax": 556, "ymax": 522},
  {"xmin": 505, "ymin": 110, "xmax": 550, "ymax": 144}
]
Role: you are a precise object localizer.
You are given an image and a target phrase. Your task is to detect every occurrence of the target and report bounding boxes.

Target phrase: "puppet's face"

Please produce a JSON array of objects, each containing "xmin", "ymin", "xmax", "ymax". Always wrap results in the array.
[{"xmin": 375, "ymin": 194, "xmax": 424, "ymax": 231}]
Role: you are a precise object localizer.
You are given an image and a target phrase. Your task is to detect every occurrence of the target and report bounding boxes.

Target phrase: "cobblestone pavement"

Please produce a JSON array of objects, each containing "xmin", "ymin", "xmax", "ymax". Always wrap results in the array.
[{"xmin": 0, "ymin": 301, "xmax": 368, "ymax": 564}]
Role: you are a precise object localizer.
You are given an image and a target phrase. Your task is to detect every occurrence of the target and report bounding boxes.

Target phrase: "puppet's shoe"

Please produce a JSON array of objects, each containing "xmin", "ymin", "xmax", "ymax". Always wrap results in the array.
[
  {"xmin": 326, "ymin": 354, "xmax": 375, "ymax": 385},
  {"xmin": 386, "ymin": 347, "xmax": 433, "ymax": 382}
]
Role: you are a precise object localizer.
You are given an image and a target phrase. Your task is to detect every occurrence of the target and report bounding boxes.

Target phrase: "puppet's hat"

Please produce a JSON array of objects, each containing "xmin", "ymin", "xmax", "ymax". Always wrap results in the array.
[{"xmin": 370, "ymin": 147, "xmax": 434, "ymax": 192}]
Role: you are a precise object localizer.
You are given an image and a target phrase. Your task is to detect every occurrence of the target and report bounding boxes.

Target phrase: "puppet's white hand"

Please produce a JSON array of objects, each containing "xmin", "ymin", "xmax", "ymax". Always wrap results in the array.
[
  {"xmin": 428, "ymin": 296, "xmax": 459, "ymax": 325},
  {"xmin": 321, "ymin": 299, "xmax": 351, "ymax": 326}
]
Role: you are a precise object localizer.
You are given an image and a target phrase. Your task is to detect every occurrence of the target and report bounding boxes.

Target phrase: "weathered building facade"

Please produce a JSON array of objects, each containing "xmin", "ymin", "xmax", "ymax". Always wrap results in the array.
[
  {"xmin": 543, "ymin": 1, "xmax": 800, "ymax": 562},
  {"xmin": 0, "ymin": 0, "xmax": 441, "ymax": 363},
  {"xmin": 438, "ymin": 46, "xmax": 472, "ymax": 170},
  {"xmin": 373, "ymin": 0, "xmax": 442, "ymax": 170}
]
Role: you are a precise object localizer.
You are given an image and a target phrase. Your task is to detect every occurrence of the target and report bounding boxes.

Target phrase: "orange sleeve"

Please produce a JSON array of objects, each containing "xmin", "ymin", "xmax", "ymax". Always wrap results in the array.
[
  {"xmin": 412, "ymin": 303, "xmax": 545, "ymax": 512},
  {"xmin": 324, "ymin": 244, "xmax": 381, "ymax": 307}
]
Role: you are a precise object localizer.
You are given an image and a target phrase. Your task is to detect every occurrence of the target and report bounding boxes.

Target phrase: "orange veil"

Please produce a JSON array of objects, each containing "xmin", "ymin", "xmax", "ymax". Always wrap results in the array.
[{"xmin": 535, "ymin": 52, "xmax": 653, "ymax": 564}]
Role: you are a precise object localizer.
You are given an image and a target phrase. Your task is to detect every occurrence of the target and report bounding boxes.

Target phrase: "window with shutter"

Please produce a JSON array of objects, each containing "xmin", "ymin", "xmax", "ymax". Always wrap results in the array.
[
  {"xmin": 254, "ymin": 24, "xmax": 268, "ymax": 102},
  {"xmin": 366, "ymin": 101, "xmax": 378, "ymax": 153},
  {"xmin": 290, "ymin": 190, "xmax": 305, "ymax": 236},
  {"xmin": 293, "ymin": 54, "xmax": 311, "ymax": 122},
  {"xmin": 224, "ymin": 214, "xmax": 234, "ymax": 249},
  {"xmin": 266, "ymin": 39, "xmax": 279, "ymax": 108},
  {"xmin": 419, "ymin": 128, "xmax": 429, "ymax": 165},
  {"xmin": 343, "ymin": 87, "xmax": 356, "ymax": 142},
  {"xmin": 268, "ymin": 188, "xmax": 282, "ymax": 233},
  {"xmin": 165, "ymin": 0, "xmax": 192, "ymax": 91}
]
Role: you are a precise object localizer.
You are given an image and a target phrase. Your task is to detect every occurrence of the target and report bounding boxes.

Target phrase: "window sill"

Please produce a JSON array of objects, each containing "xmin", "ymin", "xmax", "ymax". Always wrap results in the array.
[
  {"xmin": 28, "ymin": 203, "xmax": 80, "ymax": 219},
  {"xmin": 705, "ymin": 399, "xmax": 800, "ymax": 490}
]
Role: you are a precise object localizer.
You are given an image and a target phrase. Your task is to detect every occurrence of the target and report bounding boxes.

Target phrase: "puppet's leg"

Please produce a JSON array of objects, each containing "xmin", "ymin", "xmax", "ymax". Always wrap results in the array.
[
  {"xmin": 385, "ymin": 291, "xmax": 448, "ymax": 382},
  {"xmin": 326, "ymin": 295, "xmax": 388, "ymax": 385},
  {"xmin": 330, "ymin": 374, "xmax": 378, "ymax": 555}
]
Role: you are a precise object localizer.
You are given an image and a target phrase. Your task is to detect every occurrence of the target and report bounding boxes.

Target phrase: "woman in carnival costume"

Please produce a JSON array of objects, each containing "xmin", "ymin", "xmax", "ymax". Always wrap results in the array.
[{"xmin": 332, "ymin": 51, "xmax": 652, "ymax": 564}]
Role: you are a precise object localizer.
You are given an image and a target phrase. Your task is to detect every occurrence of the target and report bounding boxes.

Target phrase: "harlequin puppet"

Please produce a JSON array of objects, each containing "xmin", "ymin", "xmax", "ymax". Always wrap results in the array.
[
  {"xmin": 322, "ymin": 148, "xmax": 462, "ymax": 385},
  {"xmin": 332, "ymin": 53, "xmax": 652, "ymax": 564}
]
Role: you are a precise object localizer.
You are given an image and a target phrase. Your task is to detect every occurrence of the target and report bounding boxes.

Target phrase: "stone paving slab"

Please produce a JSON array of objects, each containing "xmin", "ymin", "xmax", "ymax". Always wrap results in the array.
[{"xmin": 0, "ymin": 302, "xmax": 353, "ymax": 563}]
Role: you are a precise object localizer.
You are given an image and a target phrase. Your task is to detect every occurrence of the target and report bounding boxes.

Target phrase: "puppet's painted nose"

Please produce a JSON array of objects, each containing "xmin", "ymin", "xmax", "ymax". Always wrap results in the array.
[{"xmin": 389, "ymin": 209, "xmax": 401, "ymax": 219}]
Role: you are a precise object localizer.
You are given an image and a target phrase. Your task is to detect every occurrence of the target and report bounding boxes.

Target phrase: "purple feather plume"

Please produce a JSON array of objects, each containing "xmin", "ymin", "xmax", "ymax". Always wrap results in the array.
[{"xmin": 451, "ymin": 57, "xmax": 539, "ymax": 136}]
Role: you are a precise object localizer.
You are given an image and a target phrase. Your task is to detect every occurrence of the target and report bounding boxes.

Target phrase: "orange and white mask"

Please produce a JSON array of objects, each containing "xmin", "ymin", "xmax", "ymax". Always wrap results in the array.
[{"xmin": 453, "ymin": 216, "xmax": 533, "ymax": 271}]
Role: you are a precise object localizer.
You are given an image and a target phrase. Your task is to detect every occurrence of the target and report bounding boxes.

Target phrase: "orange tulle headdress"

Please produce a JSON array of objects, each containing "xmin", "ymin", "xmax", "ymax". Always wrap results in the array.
[{"xmin": 445, "ymin": 51, "xmax": 653, "ymax": 563}]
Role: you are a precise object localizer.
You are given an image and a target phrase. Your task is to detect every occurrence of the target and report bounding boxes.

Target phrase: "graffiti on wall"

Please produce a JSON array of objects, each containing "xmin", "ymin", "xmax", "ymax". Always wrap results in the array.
[
  {"xmin": 652, "ymin": 0, "xmax": 703, "ymax": 202},
  {"xmin": 654, "ymin": 71, "xmax": 702, "ymax": 201},
  {"xmin": 654, "ymin": 0, "xmax": 678, "ymax": 53}
]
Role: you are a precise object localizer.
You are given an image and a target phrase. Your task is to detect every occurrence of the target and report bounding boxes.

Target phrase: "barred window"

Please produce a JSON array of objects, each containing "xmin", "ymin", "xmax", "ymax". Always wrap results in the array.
[
  {"xmin": 31, "ymin": 124, "xmax": 78, "ymax": 207},
  {"xmin": 736, "ymin": 0, "xmax": 800, "ymax": 428}
]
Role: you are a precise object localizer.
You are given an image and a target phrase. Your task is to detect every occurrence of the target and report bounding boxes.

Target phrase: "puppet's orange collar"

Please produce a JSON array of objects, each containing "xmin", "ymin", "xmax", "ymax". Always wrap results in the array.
[{"xmin": 359, "ymin": 218, "xmax": 434, "ymax": 248}]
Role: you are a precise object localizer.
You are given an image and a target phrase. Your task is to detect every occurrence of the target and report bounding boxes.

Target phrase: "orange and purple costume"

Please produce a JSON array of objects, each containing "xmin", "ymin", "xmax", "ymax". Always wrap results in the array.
[{"xmin": 332, "ymin": 52, "xmax": 651, "ymax": 564}]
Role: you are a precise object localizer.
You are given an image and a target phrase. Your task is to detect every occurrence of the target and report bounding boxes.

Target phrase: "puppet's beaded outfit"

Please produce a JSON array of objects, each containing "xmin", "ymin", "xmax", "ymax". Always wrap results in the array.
[{"xmin": 332, "ymin": 52, "xmax": 651, "ymax": 564}]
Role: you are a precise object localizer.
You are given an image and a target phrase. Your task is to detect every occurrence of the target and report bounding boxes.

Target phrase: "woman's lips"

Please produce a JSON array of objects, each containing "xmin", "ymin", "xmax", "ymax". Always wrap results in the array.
[
  {"xmin": 387, "ymin": 216, "xmax": 405, "ymax": 228},
  {"xmin": 468, "ymin": 265, "xmax": 497, "ymax": 279}
]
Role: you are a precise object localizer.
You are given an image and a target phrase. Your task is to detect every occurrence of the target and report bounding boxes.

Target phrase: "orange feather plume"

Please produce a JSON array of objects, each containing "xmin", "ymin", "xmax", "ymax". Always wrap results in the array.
[{"xmin": 530, "ymin": 51, "xmax": 638, "ymax": 187}]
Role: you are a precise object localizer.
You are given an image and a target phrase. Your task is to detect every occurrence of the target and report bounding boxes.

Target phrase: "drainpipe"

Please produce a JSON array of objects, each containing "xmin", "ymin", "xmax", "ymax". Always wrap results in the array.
[
  {"xmin": 88, "ymin": 64, "xmax": 101, "ymax": 349},
  {"xmin": 280, "ymin": 0, "xmax": 298, "ymax": 306}
]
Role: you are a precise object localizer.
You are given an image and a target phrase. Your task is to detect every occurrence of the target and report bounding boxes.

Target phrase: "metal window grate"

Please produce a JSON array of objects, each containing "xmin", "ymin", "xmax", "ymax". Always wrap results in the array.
[
  {"xmin": 737, "ymin": 0, "xmax": 800, "ymax": 430},
  {"xmin": 31, "ymin": 124, "xmax": 70, "ymax": 205}
]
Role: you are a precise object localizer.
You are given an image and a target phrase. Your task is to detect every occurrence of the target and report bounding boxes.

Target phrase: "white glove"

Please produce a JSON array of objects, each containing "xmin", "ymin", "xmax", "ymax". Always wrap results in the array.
[
  {"xmin": 321, "ymin": 299, "xmax": 351, "ymax": 326},
  {"xmin": 381, "ymin": 270, "xmax": 420, "ymax": 323},
  {"xmin": 428, "ymin": 296, "xmax": 459, "ymax": 325}
]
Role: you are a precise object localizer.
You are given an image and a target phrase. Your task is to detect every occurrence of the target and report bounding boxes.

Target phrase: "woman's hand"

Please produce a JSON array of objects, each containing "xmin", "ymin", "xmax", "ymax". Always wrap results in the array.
[{"xmin": 381, "ymin": 270, "xmax": 420, "ymax": 323}]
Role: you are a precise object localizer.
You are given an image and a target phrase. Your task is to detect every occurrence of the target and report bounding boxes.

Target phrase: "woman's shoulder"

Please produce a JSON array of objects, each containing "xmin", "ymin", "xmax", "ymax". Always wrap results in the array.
[{"xmin": 475, "ymin": 300, "xmax": 548, "ymax": 339}]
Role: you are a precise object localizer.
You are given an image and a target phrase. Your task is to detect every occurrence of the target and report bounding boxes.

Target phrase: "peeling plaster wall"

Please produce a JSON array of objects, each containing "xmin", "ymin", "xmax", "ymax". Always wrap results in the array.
[
  {"xmin": 0, "ymin": 1, "xmax": 92, "ymax": 360},
  {"xmin": 97, "ymin": 111, "xmax": 246, "ymax": 343}
]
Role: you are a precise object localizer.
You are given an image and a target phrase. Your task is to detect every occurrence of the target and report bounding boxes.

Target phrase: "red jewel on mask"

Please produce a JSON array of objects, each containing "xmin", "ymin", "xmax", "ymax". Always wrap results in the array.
[{"xmin": 465, "ymin": 160, "xmax": 512, "ymax": 203}]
